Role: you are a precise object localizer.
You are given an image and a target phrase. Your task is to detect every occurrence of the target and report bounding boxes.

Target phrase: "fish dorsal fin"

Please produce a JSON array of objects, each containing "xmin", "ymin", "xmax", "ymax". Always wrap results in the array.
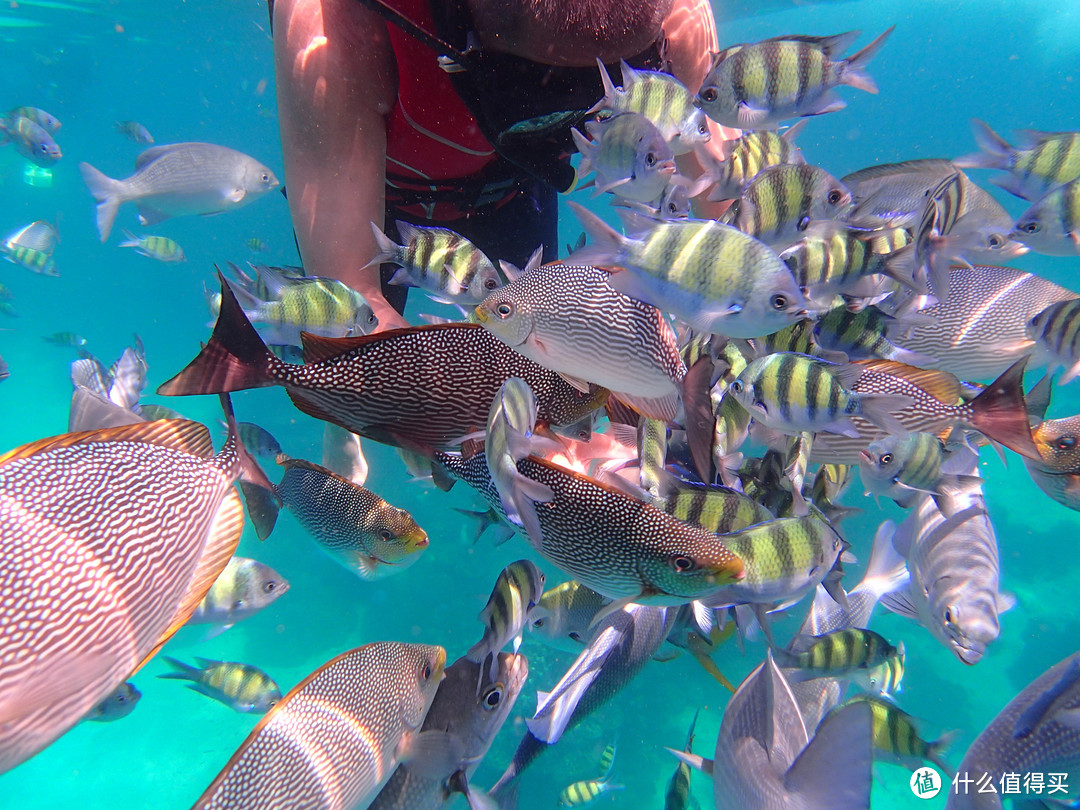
[
  {"xmin": 134, "ymin": 143, "xmax": 189, "ymax": 169},
  {"xmin": 131, "ymin": 488, "xmax": 245, "ymax": 674},
  {"xmin": 6, "ymin": 220, "xmax": 57, "ymax": 253},
  {"xmin": 275, "ymin": 454, "xmax": 357, "ymax": 488},
  {"xmin": 0, "ymin": 419, "xmax": 214, "ymax": 466},
  {"xmin": 299, "ymin": 322, "xmax": 481, "ymax": 364},
  {"xmin": 850, "ymin": 359, "xmax": 962, "ymax": 404}
]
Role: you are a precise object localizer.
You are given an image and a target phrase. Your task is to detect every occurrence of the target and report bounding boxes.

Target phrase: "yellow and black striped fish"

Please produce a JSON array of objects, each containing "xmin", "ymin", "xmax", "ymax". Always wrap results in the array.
[
  {"xmin": 774, "ymin": 628, "xmax": 900, "ymax": 681},
  {"xmin": 160, "ymin": 657, "xmax": 281, "ymax": 714},
  {"xmin": 780, "ymin": 223, "xmax": 913, "ymax": 302},
  {"xmin": 812, "ymin": 304, "xmax": 937, "ymax": 365},
  {"xmin": 702, "ymin": 121, "xmax": 806, "ymax": 202},
  {"xmin": 557, "ymin": 776, "xmax": 624, "ymax": 807},
  {"xmin": 119, "ymin": 230, "xmax": 186, "ymax": 262},
  {"xmin": 695, "ymin": 28, "xmax": 894, "ymax": 129},
  {"xmin": 1015, "ymin": 178, "xmax": 1080, "ymax": 256},
  {"xmin": 730, "ymin": 163, "xmax": 852, "ymax": 250},
  {"xmin": 957, "ymin": 119, "xmax": 1080, "ymax": 201},
  {"xmin": 665, "ymin": 710, "xmax": 699, "ymax": 810},
  {"xmin": 839, "ymin": 695, "xmax": 955, "ymax": 776},
  {"xmin": 467, "ymin": 560, "xmax": 546, "ymax": 674},
  {"xmin": 1, "ymin": 219, "xmax": 58, "ymax": 276},
  {"xmin": 1023, "ymin": 298, "xmax": 1080, "ymax": 383}
]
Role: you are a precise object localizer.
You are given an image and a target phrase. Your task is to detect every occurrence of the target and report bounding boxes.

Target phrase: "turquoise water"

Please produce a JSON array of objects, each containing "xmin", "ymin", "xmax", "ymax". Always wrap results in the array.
[{"xmin": 2, "ymin": 0, "xmax": 1080, "ymax": 808}]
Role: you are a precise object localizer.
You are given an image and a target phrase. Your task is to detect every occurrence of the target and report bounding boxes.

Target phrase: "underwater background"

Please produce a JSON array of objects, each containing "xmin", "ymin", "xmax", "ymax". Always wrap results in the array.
[{"xmin": 2, "ymin": 0, "xmax": 1080, "ymax": 807}]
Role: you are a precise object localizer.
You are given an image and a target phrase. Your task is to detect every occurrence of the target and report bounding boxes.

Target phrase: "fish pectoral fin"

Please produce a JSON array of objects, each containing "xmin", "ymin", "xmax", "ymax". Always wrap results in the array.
[
  {"xmin": 880, "ymin": 587, "xmax": 919, "ymax": 621},
  {"xmin": 819, "ymin": 418, "xmax": 863, "ymax": 439},
  {"xmin": 227, "ymin": 188, "xmax": 246, "ymax": 203},
  {"xmin": 665, "ymin": 747, "xmax": 714, "ymax": 777},
  {"xmin": 395, "ymin": 729, "xmax": 465, "ymax": 777},
  {"xmin": 587, "ymin": 594, "xmax": 644, "ymax": 630},
  {"xmin": 528, "ymin": 670, "xmax": 601, "ymax": 744},
  {"xmin": 611, "ymin": 390, "xmax": 679, "ymax": 422},
  {"xmin": 386, "ymin": 267, "xmax": 415, "ymax": 287},
  {"xmin": 736, "ymin": 103, "xmax": 771, "ymax": 129},
  {"xmin": 604, "ymin": 269, "xmax": 662, "ymax": 310}
]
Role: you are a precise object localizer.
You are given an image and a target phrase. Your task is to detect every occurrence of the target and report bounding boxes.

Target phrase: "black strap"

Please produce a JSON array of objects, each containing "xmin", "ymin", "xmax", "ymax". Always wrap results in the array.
[{"xmin": 353, "ymin": 0, "xmax": 473, "ymax": 66}]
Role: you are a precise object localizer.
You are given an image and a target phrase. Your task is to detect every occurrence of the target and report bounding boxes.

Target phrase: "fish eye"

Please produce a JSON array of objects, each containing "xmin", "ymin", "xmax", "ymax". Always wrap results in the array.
[
  {"xmin": 1022, "ymin": 221, "xmax": 1042, "ymax": 234},
  {"xmin": 671, "ymin": 555, "xmax": 696, "ymax": 572},
  {"xmin": 944, "ymin": 606, "xmax": 957, "ymax": 626},
  {"xmin": 496, "ymin": 303, "xmax": 514, "ymax": 318},
  {"xmin": 485, "ymin": 278, "xmax": 499, "ymax": 290},
  {"xmin": 482, "ymin": 683, "xmax": 506, "ymax": 710},
  {"xmin": 532, "ymin": 617, "xmax": 545, "ymax": 628},
  {"xmin": 645, "ymin": 152, "xmax": 657, "ymax": 167},
  {"xmin": 770, "ymin": 294, "xmax": 789, "ymax": 310},
  {"xmin": 379, "ymin": 529, "xmax": 393, "ymax": 541},
  {"xmin": 422, "ymin": 662, "xmax": 433, "ymax": 680},
  {"xmin": 827, "ymin": 189, "xmax": 844, "ymax": 205},
  {"xmin": 262, "ymin": 580, "xmax": 278, "ymax": 593},
  {"xmin": 699, "ymin": 122, "xmax": 708, "ymax": 135},
  {"xmin": 232, "ymin": 599, "xmax": 244, "ymax": 611},
  {"xmin": 987, "ymin": 233, "xmax": 1005, "ymax": 248},
  {"xmin": 569, "ymin": 631, "xmax": 582, "ymax": 642},
  {"xmin": 729, "ymin": 380, "xmax": 743, "ymax": 394},
  {"xmin": 667, "ymin": 202, "xmax": 678, "ymax": 214},
  {"xmin": 1056, "ymin": 436, "xmax": 1077, "ymax": 450},
  {"xmin": 261, "ymin": 173, "xmax": 270, "ymax": 182},
  {"xmin": 880, "ymin": 453, "xmax": 893, "ymax": 465},
  {"xmin": 700, "ymin": 87, "xmax": 718, "ymax": 103}
]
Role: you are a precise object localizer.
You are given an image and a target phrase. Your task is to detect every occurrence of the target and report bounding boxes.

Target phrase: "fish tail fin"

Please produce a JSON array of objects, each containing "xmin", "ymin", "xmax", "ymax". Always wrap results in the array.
[
  {"xmin": 79, "ymin": 161, "xmax": 125, "ymax": 242},
  {"xmin": 118, "ymin": 229, "xmax": 140, "ymax": 249},
  {"xmin": 954, "ymin": 119, "xmax": 1012, "ymax": 170},
  {"xmin": 158, "ymin": 656, "xmax": 199, "ymax": 681},
  {"xmin": 452, "ymin": 507, "xmax": 514, "ymax": 546},
  {"xmin": 861, "ymin": 519, "xmax": 911, "ymax": 601},
  {"xmin": 969, "ymin": 356, "xmax": 1041, "ymax": 461},
  {"xmin": 784, "ymin": 700, "xmax": 873, "ymax": 810},
  {"xmin": 928, "ymin": 731, "xmax": 959, "ymax": 779},
  {"xmin": 841, "ymin": 26, "xmax": 894, "ymax": 94},
  {"xmin": 361, "ymin": 221, "xmax": 400, "ymax": 269},
  {"xmin": 157, "ymin": 270, "xmax": 279, "ymax": 397},
  {"xmin": 566, "ymin": 201, "xmax": 627, "ymax": 266}
]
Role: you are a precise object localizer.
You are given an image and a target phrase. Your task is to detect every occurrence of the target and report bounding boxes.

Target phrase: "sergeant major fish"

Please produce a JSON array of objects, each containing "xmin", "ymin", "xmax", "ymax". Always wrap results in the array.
[
  {"xmin": 858, "ymin": 432, "xmax": 982, "ymax": 517},
  {"xmin": 698, "ymin": 122, "xmax": 806, "ymax": 203},
  {"xmin": 83, "ymin": 683, "xmax": 141, "ymax": 723},
  {"xmin": 2, "ymin": 220, "xmax": 58, "ymax": 277},
  {"xmin": 1013, "ymin": 177, "xmax": 1080, "ymax": 256},
  {"xmin": 956, "ymin": 119, "xmax": 1080, "ymax": 201},
  {"xmin": 159, "ymin": 657, "xmax": 281, "ymax": 713},
  {"xmin": 119, "ymin": 230, "xmax": 185, "ymax": 263},
  {"xmin": 569, "ymin": 203, "xmax": 806, "ymax": 338},
  {"xmin": 79, "ymin": 142, "xmax": 279, "ymax": 242},
  {"xmin": 466, "ymin": 560, "xmax": 545, "ymax": 681},
  {"xmin": 572, "ymin": 112, "xmax": 677, "ymax": 203},
  {"xmin": 186, "ymin": 556, "xmax": 289, "ymax": 635},
  {"xmin": 694, "ymin": 28, "xmax": 894, "ymax": 129},
  {"xmin": 0, "ymin": 114, "xmax": 61, "ymax": 167}
]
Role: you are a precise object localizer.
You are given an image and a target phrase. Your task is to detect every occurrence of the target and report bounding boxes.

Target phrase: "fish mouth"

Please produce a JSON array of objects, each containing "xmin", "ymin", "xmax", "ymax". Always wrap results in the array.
[
  {"xmin": 954, "ymin": 642, "xmax": 985, "ymax": 665},
  {"xmin": 409, "ymin": 530, "xmax": 430, "ymax": 550},
  {"xmin": 658, "ymin": 161, "xmax": 677, "ymax": 176},
  {"xmin": 858, "ymin": 449, "xmax": 874, "ymax": 464}
]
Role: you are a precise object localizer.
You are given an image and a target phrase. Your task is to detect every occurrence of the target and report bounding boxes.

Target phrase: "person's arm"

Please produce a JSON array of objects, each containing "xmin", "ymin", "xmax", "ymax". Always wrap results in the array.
[
  {"xmin": 272, "ymin": 0, "xmax": 409, "ymax": 329},
  {"xmin": 663, "ymin": 0, "xmax": 740, "ymax": 217}
]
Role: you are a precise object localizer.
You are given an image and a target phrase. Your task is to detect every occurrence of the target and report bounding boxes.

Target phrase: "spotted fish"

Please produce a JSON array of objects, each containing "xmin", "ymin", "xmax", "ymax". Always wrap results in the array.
[
  {"xmin": 369, "ymin": 652, "xmax": 528, "ymax": 810},
  {"xmin": 160, "ymin": 274, "xmax": 607, "ymax": 452},
  {"xmin": 1024, "ymin": 415, "xmax": 1080, "ymax": 511},
  {"xmin": 191, "ymin": 642, "xmax": 447, "ymax": 809},
  {"xmin": 473, "ymin": 263, "xmax": 687, "ymax": 421},
  {"xmin": 0, "ymin": 397, "xmax": 266, "ymax": 774}
]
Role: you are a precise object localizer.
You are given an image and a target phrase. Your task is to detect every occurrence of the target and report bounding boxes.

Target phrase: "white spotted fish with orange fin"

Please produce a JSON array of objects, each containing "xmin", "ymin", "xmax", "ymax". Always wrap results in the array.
[
  {"xmin": 0, "ymin": 394, "xmax": 270, "ymax": 774},
  {"xmin": 191, "ymin": 642, "xmax": 447, "ymax": 810}
]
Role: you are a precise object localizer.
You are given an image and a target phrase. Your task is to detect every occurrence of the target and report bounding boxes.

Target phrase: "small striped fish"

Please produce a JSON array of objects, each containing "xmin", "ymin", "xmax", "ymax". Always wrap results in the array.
[
  {"xmin": 812, "ymin": 305, "xmax": 936, "ymax": 365},
  {"xmin": 272, "ymin": 455, "xmax": 428, "ymax": 580},
  {"xmin": 591, "ymin": 60, "xmax": 710, "ymax": 155},
  {"xmin": 369, "ymin": 653, "xmax": 528, "ymax": 810},
  {"xmin": 774, "ymin": 628, "xmax": 899, "ymax": 681},
  {"xmin": 1, "ymin": 219, "xmax": 58, "ymax": 276},
  {"xmin": 1014, "ymin": 177, "xmax": 1080, "ymax": 256},
  {"xmin": 858, "ymin": 432, "xmax": 982, "ymax": 517},
  {"xmin": 572, "ymin": 112, "xmax": 676, "ymax": 202},
  {"xmin": 527, "ymin": 580, "xmax": 610, "ymax": 652},
  {"xmin": 956, "ymin": 119, "xmax": 1080, "ymax": 201},
  {"xmin": 367, "ymin": 220, "xmax": 502, "ymax": 305},
  {"xmin": 1024, "ymin": 415, "xmax": 1080, "ymax": 511},
  {"xmin": 159, "ymin": 657, "xmax": 281, "ymax": 713},
  {"xmin": 466, "ymin": 560, "xmax": 545, "ymax": 676},
  {"xmin": 474, "ymin": 263, "xmax": 686, "ymax": 421},
  {"xmin": 695, "ymin": 28, "xmax": 894, "ymax": 129},
  {"xmin": 160, "ymin": 274, "xmax": 608, "ymax": 452},
  {"xmin": 780, "ymin": 223, "xmax": 913, "ymax": 303},
  {"xmin": 700, "ymin": 515, "xmax": 846, "ymax": 610},
  {"xmin": 701, "ymin": 122, "xmax": 806, "ymax": 202},
  {"xmin": 840, "ymin": 695, "xmax": 955, "ymax": 775},
  {"xmin": 1022, "ymin": 298, "xmax": 1080, "ymax": 383},
  {"xmin": 10, "ymin": 106, "xmax": 60, "ymax": 132},
  {"xmin": 0, "ymin": 401, "xmax": 264, "ymax": 774},
  {"xmin": 569, "ymin": 203, "xmax": 806, "ymax": 338},
  {"xmin": 558, "ymin": 776, "xmax": 624, "ymax": 807},
  {"xmin": 191, "ymin": 643, "xmax": 446, "ymax": 810},
  {"xmin": 730, "ymin": 164, "xmax": 852, "ymax": 250},
  {"xmin": 119, "ymin": 230, "xmax": 185, "ymax": 262},
  {"xmin": 186, "ymin": 556, "xmax": 289, "ymax": 632},
  {"xmin": 664, "ymin": 711, "xmax": 698, "ymax": 810},
  {"xmin": 727, "ymin": 352, "xmax": 910, "ymax": 438}
]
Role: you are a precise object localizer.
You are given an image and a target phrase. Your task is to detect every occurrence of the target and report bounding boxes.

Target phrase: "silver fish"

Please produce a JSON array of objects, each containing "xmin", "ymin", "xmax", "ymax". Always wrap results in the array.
[
  {"xmin": 83, "ymin": 682, "xmax": 141, "ymax": 723},
  {"xmin": 880, "ymin": 462, "xmax": 1014, "ymax": 664},
  {"xmin": 473, "ymin": 263, "xmax": 687, "ymax": 421},
  {"xmin": 191, "ymin": 643, "xmax": 447, "ymax": 809},
  {"xmin": 670, "ymin": 652, "xmax": 873, "ymax": 810},
  {"xmin": 370, "ymin": 653, "xmax": 528, "ymax": 810},
  {"xmin": 571, "ymin": 112, "xmax": 677, "ymax": 202},
  {"xmin": 945, "ymin": 651, "xmax": 1080, "ymax": 810},
  {"xmin": 79, "ymin": 142, "xmax": 279, "ymax": 241},
  {"xmin": 1013, "ymin": 178, "xmax": 1080, "ymax": 256},
  {"xmin": 115, "ymin": 120, "xmax": 154, "ymax": 145},
  {"xmin": 186, "ymin": 556, "xmax": 289, "ymax": 634},
  {"xmin": 1, "ymin": 114, "xmax": 61, "ymax": 167},
  {"xmin": 527, "ymin": 580, "xmax": 610, "ymax": 652}
]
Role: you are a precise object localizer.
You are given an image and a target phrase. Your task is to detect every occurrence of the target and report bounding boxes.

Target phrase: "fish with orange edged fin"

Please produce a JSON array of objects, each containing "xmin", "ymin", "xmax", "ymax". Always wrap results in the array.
[
  {"xmin": 0, "ymin": 393, "xmax": 269, "ymax": 774},
  {"xmin": 160, "ymin": 272, "xmax": 606, "ymax": 454},
  {"xmin": 1025, "ymin": 412, "xmax": 1080, "ymax": 511}
]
